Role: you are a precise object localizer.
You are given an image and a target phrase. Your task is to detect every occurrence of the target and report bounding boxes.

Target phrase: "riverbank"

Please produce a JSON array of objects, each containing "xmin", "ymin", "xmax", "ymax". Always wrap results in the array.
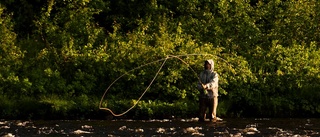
[
  {"xmin": 2, "ymin": 95, "xmax": 319, "ymax": 121},
  {"xmin": 1, "ymin": 118, "xmax": 319, "ymax": 136}
]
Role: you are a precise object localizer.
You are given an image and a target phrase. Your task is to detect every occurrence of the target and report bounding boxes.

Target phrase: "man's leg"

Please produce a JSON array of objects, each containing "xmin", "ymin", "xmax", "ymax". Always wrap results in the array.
[
  {"xmin": 207, "ymin": 98, "xmax": 214, "ymax": 121},
  {"xmin": 213, "ymin": 96, "xmax": 218, "ymax": 120},
  {"xmin": 198, "ymin": 96, "xmax": 206, "ymax": 122}
]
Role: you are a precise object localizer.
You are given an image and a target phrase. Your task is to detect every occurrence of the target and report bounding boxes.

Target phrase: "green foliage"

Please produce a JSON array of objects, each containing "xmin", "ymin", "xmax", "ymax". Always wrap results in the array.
[
  {"xmin": 0, "ymin": 6, "xmax": 26, "ymax": 96},
  {"xmin": 0, "ymin": 0, "xmax": 319, "ymax": 119},
  {"xmin": 0, "ymin": 95, "xmax": 18, "ymax": 118}
]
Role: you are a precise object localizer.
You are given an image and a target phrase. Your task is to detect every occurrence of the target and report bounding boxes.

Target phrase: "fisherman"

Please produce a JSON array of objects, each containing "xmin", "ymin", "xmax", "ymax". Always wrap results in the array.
[{"xmin": 197, "ymin": 59, "xmax": 219, "ymax": 122}]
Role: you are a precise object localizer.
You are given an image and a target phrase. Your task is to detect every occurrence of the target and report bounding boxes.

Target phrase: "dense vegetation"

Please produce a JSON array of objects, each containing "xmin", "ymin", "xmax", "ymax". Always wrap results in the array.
[{"xmin": 0, "ymin": 0, "xmax": 319, "ymax": 120}]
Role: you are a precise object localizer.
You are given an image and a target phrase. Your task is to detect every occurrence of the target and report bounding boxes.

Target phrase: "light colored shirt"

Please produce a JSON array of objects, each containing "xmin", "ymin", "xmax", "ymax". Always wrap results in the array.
[{"xmin": 197, "ymin": 59, "xmax": 219, "ymax": 98}]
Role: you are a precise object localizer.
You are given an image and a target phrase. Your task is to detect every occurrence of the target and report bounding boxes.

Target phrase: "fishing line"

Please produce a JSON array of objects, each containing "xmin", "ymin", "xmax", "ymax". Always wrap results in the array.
[
  {"xmin": 99, "ymin": 53, "xmax": 233, "ymax": 117},
  {"xmin": 99, "ymin": 56, "xmax": 169, "ymax": 117},
  {"xmin": 167, "ymin": 55, "xmax": 203, "ymax": 84}
]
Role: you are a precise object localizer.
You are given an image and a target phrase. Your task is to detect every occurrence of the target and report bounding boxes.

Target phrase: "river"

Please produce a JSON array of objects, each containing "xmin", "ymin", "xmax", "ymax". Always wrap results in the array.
[{"xmin": 1, "ymin": 118, "xmax": 319, "ymax": 136}]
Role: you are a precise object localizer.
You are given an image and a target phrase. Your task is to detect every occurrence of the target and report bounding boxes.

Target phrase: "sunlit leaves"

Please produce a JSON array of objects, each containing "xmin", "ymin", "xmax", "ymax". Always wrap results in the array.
[
  {"xmin": 1, "ymin": 0, "xmax": 320, "ymax": 118},
  {"xmin": 0, "ymin": 6, "xmax": 26, "ymax": 95}
]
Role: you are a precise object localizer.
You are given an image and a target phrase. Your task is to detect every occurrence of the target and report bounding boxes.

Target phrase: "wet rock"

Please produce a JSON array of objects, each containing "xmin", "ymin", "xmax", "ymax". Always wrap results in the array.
[
  {"xmin": 311, "ymin": 131, "xmax": 319, "ymax": 136},
  {"xmin": 37, "ymin": 126, "xmax": 62, "ymax": 135},
  {"xmin": 246, "ymin": 131, "xmax": 257, "ymax": 135},
  {"xmin": 118, "ymin": 126, "xmax": 126, "ymax": 131},
  {"xmin": 0, "ymin": 126, "xmax": 10, "ymax": 129},
  {"xmin": 0, "ymin": 121, "xmax": 8, "ymax": 125},
  {"xmin": 276, "ymin": 130, "xmax": 294, "ymax": 136},
  {"xmin": 16, "ymin": 121, "xmax": 29, "ymax": 126},
  {"xmin": 81, "ymin": 125, "xmax": 92, "ymax": 129},
  {"xmin": 305, "ymin": 123, "xmax": 313, "ymax": 126},
  {"xmin": 127, "ymin": 128, "xmax": 134, "ymax": 131},
  {"xmin": 26, "ymin": 125, "xmax": 37, "ymax": 129},
  {"xmin": 191, "ymin": 117, "xmax": 199, "ymax": 122},
  {"xmin": 230, "ymin": 133, "xmax": 242, "ymax": 137},
  {"xmin": 135, "ymin": 128, "xmax": 144, "ymax": 133},
  {"xmin": 184, "ymin": 127, "xmax": 204, "ymax": 136},
  {"xmin": 71, "ymin": 129, "xmax": 92, "ymax": 134},
  {"xmin": 243, "ymin": 127, "xmax": 259, "ymax": 132},
  {"xmin": 156, "ymin": 128, "xmax": 165, "ymax": 133},
  {"xmin": 185, "ymin": 127, "xmax": 196, "ymax": 133},
  {"xmin": 191, "ymin": 132, "xmax": 204, "ymax": 136},
  {"xmin": 162, "ymin": 119, "xmax": 170, "ymax": 122},
  {"xmin": 2, "ymin": 133, "xmax": 15, "ymax": 137}
]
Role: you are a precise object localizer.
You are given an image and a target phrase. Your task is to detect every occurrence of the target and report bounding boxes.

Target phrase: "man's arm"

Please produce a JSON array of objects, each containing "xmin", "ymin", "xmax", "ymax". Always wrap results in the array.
[
  {"xmin": 197, "ymin": 72, "xmax": 206, "ymax": 90},
  {"xmin": 205, "ymin": 72, "xmax": 218, "ymax": 90}
]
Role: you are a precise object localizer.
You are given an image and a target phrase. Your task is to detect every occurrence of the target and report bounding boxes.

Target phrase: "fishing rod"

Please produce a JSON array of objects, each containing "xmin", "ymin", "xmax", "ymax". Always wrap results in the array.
[{"xmin": 99, "ymin": 53, "xmax": 234, "ymax": 117}]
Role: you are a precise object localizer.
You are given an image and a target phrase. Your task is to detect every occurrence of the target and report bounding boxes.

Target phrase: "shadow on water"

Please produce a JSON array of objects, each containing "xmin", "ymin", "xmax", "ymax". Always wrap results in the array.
[{"xmin": 1, "ymin": 118, "xmax": 319, "ymax": 136}]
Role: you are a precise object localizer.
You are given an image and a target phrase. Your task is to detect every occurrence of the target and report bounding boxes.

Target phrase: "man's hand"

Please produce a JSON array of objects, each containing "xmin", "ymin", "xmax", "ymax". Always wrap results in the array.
[{"xmin": 202, "ymin": 84, "xmax": 207, "ymax": 89}]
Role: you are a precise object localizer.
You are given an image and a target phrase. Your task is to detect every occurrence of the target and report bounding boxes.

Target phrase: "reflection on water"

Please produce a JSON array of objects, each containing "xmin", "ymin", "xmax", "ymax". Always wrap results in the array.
[{"xmin": 0, "ymin": 118, "xmax": 319, "ymax": 136}]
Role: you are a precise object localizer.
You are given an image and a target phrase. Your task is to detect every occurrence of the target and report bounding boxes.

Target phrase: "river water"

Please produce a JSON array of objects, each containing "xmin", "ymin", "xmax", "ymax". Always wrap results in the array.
[{"xmin": 1, "ymin": 118, "xmax": 319, "ymax": 136}]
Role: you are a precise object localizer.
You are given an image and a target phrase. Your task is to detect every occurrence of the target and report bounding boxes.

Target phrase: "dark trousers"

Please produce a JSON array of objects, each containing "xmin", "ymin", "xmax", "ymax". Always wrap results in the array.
[{"xmin": 199, "ymin": 96, "xmax": 214, "ymax": 121}]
